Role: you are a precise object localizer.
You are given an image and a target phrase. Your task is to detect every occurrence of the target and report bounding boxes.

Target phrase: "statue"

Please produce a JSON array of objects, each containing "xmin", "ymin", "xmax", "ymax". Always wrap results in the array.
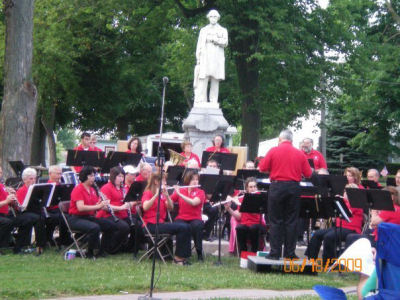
[{"xmin": 194, "ymin": 10, "xmax": 228, "ymax": 106}]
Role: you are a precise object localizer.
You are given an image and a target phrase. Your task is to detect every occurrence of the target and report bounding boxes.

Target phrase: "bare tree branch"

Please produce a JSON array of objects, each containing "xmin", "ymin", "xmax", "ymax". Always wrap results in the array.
[
  {"xmin": 173, "ymin": 0, "xmax": 217, "ymax": 18},
  {"xmin": 385, "ymin": 0, "xmax": 400, "ymax": 27}
]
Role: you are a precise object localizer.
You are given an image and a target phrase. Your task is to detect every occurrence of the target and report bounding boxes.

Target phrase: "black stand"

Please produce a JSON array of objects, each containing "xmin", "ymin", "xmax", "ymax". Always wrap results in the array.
[
  {"xmin": 102, "ymin": 151, "xmax": 142, "ymax": 173},
  {"xmin": 299, "ymin": 183, "xmax": 320, "ymax": 244},
  {"xmin": 22, "ymin": 183, "xmax": 56, "ymax": 215},
  {"xmin": 234, "ymin": 169, "xmax": 260, "ymax": 190},
  {"xmin": 332, "ymin": 195, "xmax": 352, "ymax": 258},
  {"xmin": 66, "ymin": 150, "xmax": 105, "ymax": 169},
  {"xmin": 140, "ymin": 77, "xmax": 168, "ymax": 300},
  {"xmin": 201, "ymin": 151, "xmax": 238, "ymax": 171}
]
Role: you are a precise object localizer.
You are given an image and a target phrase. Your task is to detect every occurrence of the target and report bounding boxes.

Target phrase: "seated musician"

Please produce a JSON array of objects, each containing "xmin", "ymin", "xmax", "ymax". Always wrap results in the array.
[
  {"xmin": 97, "ymin": 166, "xmax": 130, "ymax": 254},
  {"xmin": 345, "ymin": 167, "xmax": 364, "ymax": 188},
  {"xmin": 180, "ymin": 140, "xmax": 201, "ymax": 167},
  {"xmin": 0, "ymin": 167, "xmax": 37, "ymax": 254},
  {"xmin": 73, "ymin": 132, "xmax": 94, "ymax": 174},
  {"xmin": 206, "ymin": 135, "xmax": 230, "ymax": 153},
  {"xmin": 366, "ymin": 169, "xmax": 382, "ymax": 188},
  {"xmin": 305, "ymin": 183, "xmax": 363, "ymax": 264},
  {"xmin": 171, "ymin": 170, "xmax": 206, "ymax": 261},
  {"xmin": 46, "ymin": 165, "xmax": 73, "ymax": 247},
  {"xmin": 136, "ymin": 163, "xmax": 152, "ymax": 183},
  {"xmin": 126, "ymin": 137, "xmax": 143, "ymax": 155},
  {"xmin": 16, "ymin": 167, "xmax": 47, "ymax": 255},
  {"xmin": 225, "ymin": 177, "xmax": 266, "ymax": 254},
  {"xmin": 345, "ymin": 186, "xmax": 400, "ymax": 248},
  {"xmin": 68, "ymin": 166, "xmax": 121, "ymax": 258},
  {"xmin": 141, "ymin": 172, "xmax": 192, "ymax": 265}
]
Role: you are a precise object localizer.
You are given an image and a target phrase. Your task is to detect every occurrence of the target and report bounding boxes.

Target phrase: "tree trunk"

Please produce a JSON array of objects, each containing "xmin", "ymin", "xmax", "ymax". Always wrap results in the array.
[
  {"xmin": 116, "ymin": 117, "xmax": 128, "ymax": 140},
  {"xmin": 31, "ymin": 112, "xmax": 46, "ymax": 166},
  {"xmin": 0, "ymin": 0, "xmax": 37, "ymax": 178},
  {"xmin": 41, "ymin": 104, "xmax": 57, "ymax": 166}
]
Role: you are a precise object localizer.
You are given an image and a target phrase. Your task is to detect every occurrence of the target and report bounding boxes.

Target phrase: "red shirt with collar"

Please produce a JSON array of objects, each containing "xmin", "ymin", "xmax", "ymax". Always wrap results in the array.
[
  {"xmin": 259, "ymin": 141, "xmax": 312, "ymax": 182},
  {"xmin": 335, "ymin": 197, "xmax": 363, "ymax": 233},
  {"xmin": 205, "ymin": 146, "xmax": 230, "ymax": 153},
  {"xmin": 303, "ymin": 149, "xmax": 327, "ymax": 170},
  {"xmin": 16, "ymin": 185, "xmax": 29, "ymax": 206},
  {"xmin": 73, "ymin": 144, "xmax": 95, "ymax": 173},
  {"xmin": 180, "ymin": 152, "xmax": 201, "ymax": 167},
  {"xmin": 141, "ymin": 190, "xmax": 168, "ymax": 225},
  {"xmin": 373, "ymin": 204, "xmax": 400, "ymax": 240},
  {"xmin": 96, "ymin": 182, "xmax": 127, "ymax": 219},
  {"xmin": 0, "ymin": 183, "xmax": 9, "ymax": 214},
  {"xmin": 237, "ymin": 192, "xmax": 263, "ymax": 226},
  {"xmin": 171, "ymin": 188, "xmax": 206, "ymax": 221},
  {"xmin": 69, "ymin": 183, "xmax": 99, "ymax": 216},
  {"xmin": 135, "ymin": 174, "xmax": 147, "ymax": 182},
  {"xmin": 47, "ymin": 180, "xmax": 60, "ymax": 210}
]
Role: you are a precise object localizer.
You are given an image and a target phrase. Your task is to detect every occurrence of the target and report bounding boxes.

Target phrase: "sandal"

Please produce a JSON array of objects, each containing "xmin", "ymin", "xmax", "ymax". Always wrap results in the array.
[{"xmin": 173, "ymin": 258, "xmax": 191, "ymax": 266}]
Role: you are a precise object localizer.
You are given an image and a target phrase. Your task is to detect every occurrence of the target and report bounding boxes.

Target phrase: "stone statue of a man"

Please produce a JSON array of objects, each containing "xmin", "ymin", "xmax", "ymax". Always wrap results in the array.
[{"xmin": 194, "ymin": 10, "xmax": 228, "ymax": 105}]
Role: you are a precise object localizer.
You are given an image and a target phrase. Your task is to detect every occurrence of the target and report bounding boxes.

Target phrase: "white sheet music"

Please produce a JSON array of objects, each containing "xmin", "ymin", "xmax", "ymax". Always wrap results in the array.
[{"xmin": 22, "ymin": 183, "xmax": 56, "ymax": 210}]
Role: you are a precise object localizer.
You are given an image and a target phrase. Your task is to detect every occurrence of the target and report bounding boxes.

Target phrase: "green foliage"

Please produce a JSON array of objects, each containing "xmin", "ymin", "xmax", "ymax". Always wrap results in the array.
[
  {"xmin": 56, "ymin": 128, "xmax": 77, "ymax": 150},
  {"xmin": 0, "ymin": 250, "xmax": 358, "ymax": 299}
]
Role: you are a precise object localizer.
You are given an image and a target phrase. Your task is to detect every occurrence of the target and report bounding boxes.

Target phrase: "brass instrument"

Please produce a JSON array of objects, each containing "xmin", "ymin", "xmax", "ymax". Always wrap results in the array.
[{"xmin": 168, "ymin": 149, "xmax": 186, "ymax": 166}]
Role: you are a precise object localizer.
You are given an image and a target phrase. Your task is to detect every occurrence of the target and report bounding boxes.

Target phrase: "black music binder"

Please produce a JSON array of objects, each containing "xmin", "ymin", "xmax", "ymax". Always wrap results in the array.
[
  {"xmin": 239, "ymin": 192, "xmax": 268, "ymax": 214},
  {"xmin": 47, "ymin": 184, "xmax": 75, "ymax": 207},
  {"xmin": 66, "ymin": 150, "xmax": 105, "ymax": 168},
  {"xmin": 22, "ymin": 183, "xmax": 56, "ymax": 214},
  {"xmin": 201, "ymin": 151, "xmax": 238, "ymax": 171},
  {"xmin": 102, "ymin": 151, "xmax": 142, "ymax": 173},
  {"xmin": 124, "ymin": 181, "xmax": 147, "ymax": 202}
]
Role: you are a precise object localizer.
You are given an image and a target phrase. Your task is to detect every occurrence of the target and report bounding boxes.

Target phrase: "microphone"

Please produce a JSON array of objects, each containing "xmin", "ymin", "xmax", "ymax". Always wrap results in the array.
[{"xmin": 163, "ymin": 77, "xmax": 169, "ymax": 86}]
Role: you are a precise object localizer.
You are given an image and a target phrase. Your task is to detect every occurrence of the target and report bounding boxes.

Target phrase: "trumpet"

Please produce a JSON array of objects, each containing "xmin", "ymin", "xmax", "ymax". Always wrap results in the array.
[{"xmin": 93, "ymin": 182, "xmax": 119, "ymax": 223}]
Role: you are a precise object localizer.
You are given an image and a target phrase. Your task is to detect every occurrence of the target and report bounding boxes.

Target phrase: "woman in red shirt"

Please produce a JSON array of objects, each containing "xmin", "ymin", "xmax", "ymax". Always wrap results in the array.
[
  {"xmin": 305, "ymin": 183, "xmax": 364, "ymax": 263},
  {"xmin": 345, "ymin": 167, "xmax": 364, "ymax": 189},
  {"xmin": 97, "ymin": 166, "xmax": 130, "ymax": 254},
  {"xmin": 180, "ymin": 141, "xmax": 201, "ymax": 167},
  {"xmin": 225, "ymin": 177, "xmax": 266, "ymax": 254},
  {"xmin": 171, "ymin": 170, "xmax": 205, "ymax": 260},
  {"xmin": 69, "ymin": 166, "xmax": 120, "ymax": 258},
  {"xmin": 142, "ymin": 173, "xmax": 191, "ymax": 265},
  {"xmin": 205, "ymin": 135, "xmax": 230, "ymax": 153},
  {"xmin": 126, "ymin": 137, "xmax": 143, "ymax": 155}
]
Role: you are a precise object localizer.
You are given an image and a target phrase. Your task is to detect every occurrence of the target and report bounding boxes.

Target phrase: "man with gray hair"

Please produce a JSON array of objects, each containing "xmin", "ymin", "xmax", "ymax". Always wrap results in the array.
[
  {"xmin": 259, "ymin": 129, "xmax": 312, "ymax": 260},
  {"xmin": 367, "ymin": 169, "xmax": 382, "ymax": 188},
  {"xmin": 301, "ymin": 137, "xmax": 327, "ymax": 171}
]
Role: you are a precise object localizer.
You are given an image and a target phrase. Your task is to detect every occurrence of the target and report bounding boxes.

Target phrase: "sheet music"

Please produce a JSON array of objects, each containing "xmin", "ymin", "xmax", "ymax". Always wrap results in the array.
[
  {"xmin": 22, "ymin": 183, "xmax": 56, "ymax": 210},
  {"xmin": 335, "ymin": 200, "xmax": 351, "ymax": 223}
]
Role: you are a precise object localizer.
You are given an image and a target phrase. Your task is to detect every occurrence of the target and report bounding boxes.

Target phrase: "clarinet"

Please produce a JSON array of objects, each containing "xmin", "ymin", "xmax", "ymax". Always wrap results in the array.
[
  {"xmin": 121, "ymin": 183, "xmax": 134, "ymax": 227},
  {"xmin": 93, "ymin": 182, "xmax": 119, "ymax": 223}
]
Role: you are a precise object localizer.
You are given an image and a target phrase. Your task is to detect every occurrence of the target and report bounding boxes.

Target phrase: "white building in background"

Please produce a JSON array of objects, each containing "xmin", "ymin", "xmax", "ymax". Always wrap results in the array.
[{"xmin": 258, "ymin": 113, "xmax": 321, "ymax": 157}]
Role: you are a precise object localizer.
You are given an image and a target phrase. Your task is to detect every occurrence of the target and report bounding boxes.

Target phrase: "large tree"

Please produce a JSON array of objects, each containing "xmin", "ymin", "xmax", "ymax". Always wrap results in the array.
[{"xmin": 0, "ymin": 0, "xmax": 37, "ymax": 177}]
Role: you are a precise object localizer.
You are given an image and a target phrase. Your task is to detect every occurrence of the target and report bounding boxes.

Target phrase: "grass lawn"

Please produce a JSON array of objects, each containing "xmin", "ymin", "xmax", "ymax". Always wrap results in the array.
[{"xmin": 0, "ymin": 249, "xmax": 358, "ymax": 299}]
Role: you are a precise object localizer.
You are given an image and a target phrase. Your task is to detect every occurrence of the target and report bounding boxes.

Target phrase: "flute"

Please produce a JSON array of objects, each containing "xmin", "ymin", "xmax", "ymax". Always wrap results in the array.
[
  {"xmin": 93, "ymin": 182, "xmax": 119, "ymax": 223},
  {"xmin": 165, "ymin": 184, "xmax": 201, "ymax": 190}
]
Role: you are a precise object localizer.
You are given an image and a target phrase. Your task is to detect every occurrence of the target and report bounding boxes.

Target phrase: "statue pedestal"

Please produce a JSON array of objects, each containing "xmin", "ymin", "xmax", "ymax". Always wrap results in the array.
[{"xmin": 182, "ymin": 105, "xmax": 229, "ymax": 159}]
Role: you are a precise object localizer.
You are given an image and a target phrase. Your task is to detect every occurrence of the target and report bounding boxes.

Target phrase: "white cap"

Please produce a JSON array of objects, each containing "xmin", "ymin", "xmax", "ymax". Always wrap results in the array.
[{"xmin": 123, "ymin": 165, "xmax": 139, "ymax": 174}]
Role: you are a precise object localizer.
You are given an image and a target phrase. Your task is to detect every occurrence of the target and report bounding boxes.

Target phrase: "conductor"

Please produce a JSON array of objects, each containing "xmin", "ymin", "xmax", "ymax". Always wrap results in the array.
[{"xmin": 258, "ymin": 129, "xmax": 312, "ymax": 259}]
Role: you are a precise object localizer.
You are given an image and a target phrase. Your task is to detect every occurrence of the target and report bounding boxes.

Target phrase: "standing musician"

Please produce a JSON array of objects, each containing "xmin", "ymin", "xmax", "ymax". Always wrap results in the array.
[
  {"xmin": 180, "ymin": 140, "xmax": 201, "ymax": 167},
  {"xmin": 16, "ymin": 167, "xmax": 47, "ymax": 255},
  {"xmin": 171, "ymin": 170, "xmax": 206, "ymax": 261},
  {"xmin": 258, "ymin": 129, "xmax": 312, "ymax": 260},
  {"xmin": 206, "ymin": 135, "xmax": 230, "ymax": 153},
  {"xmin": 68, "ymin": 166, "xmax": 121, "ymax": 258},
  {"xmin": 126, "ymin": 137, "xmax": 143, "ymax": 155},
  {"xmin": 305, "ymin": 183, "xmax": 364, "ymax": 264},
  {"xmin": 90, "ymin": 135, "xmax": 103, "ymax": 152},
  {"xmin": 141, "ymin": 173, "xmax": 192, "ymax": 265},
  {"xmin": 0, "ymin": 167, "xmax": 38, "ymax": 254},
  {"xmin": 46, "ymin": 165, "xmax": 73, "ymax": 247},
  {"xmin": 73, "ymin": 132, "xmax": 95, "ymax": 174},
  {"xmin": 136, "ymin": 163, "xmax": 152, "ymax": 183},
  {"xmin": 225, "ymin": 177, "xmax": 266, "ymax": 254},
  {"xmin": 97, "ymin": 166, "xmax": 130, "ymax": 254},
  {"xmin": 301, "ymin": 137, "xmax": 327, "ymax": 172}
]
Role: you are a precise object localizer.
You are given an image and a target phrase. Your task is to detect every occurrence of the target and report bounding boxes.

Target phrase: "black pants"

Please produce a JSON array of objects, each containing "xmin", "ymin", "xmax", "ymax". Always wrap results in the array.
[
  {"xmin": 305, "ymin": 227, "xmax": 356, "ymax": 262},
  {"xmin": 2, "ymin": 212, "xmax": 39, "ymax": 251},
  {"xmin": 147, "ymin": 222, "xmax": 191, "ymax": 259},
  {"xmin": 45, "ymin": 209, "xmax": 72, "ymax": 246},
  {"xmin": 123, "ymin": 215, "xmax": 145, "ymax": 254},
  {"xmin": 202, "ymin": 202, "xmax": 218, "ymax": 238},
  {"xmin": 175, "ymin": 219, "xmax": 203, "ymax": 256},
  {"xmin": 0, "ymin": 214, "xmax": 14, "ymax": 248},
  {"xmin": 268, "ymin": 182, "xmax": 300, "ymax": 258},
  {"xmin": 236, "ymin": 224, "xmax": 266, "ymax": 253},
  {"xmin": 345, "ymin": 230, "xmax": 375, "ymax": 249}
]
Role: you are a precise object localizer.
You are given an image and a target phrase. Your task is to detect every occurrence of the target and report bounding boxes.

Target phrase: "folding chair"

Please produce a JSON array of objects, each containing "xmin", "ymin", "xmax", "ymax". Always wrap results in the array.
[
  {"xmin": 137, "ymin": 210, "xmax": 174, "ymax": 264},
  {"xmin": 58, "ymin": 201, "xmax": 88, "ymax": 258}
]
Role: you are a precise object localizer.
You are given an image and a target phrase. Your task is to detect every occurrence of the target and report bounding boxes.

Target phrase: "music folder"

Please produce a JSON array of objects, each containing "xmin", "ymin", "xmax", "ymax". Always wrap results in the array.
[
  {"xmin": 48, "ymin": 184, "xmax": 75, "ymax": 207},
  {"xmin": 239, "ymin": 192, "xmax": 268, "ymax": 214},
  {"xmin": 124, "ymin": 181, "xmax": 146, "ymax": 202},
  {"xmin": 22, "ymin": 183, "xmax": 56, "ymax": 213},
  {"xmin": 102, "ymin": 151, "xmax": 142, "ymax": 173},
  {"xmin": 201, "ymin": 151, "xmax": 238, "ymax": 171},
  {"xmin": 66, "ymin": 149, "xmax": 105, "ymax": 167}
]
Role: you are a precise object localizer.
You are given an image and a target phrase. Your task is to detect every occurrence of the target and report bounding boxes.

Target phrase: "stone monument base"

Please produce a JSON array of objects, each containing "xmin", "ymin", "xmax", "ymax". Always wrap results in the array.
[{"xmin": 182, "ymin": 105, "xmax": 229, "ymax": 160}]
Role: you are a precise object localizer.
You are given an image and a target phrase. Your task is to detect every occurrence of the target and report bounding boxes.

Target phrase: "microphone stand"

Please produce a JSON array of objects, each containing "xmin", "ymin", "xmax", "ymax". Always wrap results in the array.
[{"xmin": 139, "ymin": 77, "xmax": 168, "ymax": 300}]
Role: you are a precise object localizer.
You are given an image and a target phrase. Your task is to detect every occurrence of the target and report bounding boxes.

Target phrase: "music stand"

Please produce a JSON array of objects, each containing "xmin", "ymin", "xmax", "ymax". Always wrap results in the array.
[
  {"xmin": 307, "ymin": 158, "xmax": 315, "ymax": 169},
  {"xmin": 386, "ymin": 177, "xmax": 396, "ymax": 187},
  {"xmin": 361, "ymin": 180, "xmax": 382, "ymax": 190},
  {"xmin": 201, "ymin": 151, "xmax": 238, "ymax": 171},
  {"xmin": 124, "ymin": 181, "xmax": 147, "ymax": 203},
  {"xmin": 9, "ymin": 161, "xmax": 25, "ymax": 177},
  {"xmin": 66, "ymin": 150, "xmax": 105, "ymax": 168},
  {"xmin": 235, "ymin": 169, "xmax": 260, "ymax": 190},
  {"xmin": 102, "ymin": 151, "xmax": 142, "ymax": 173},
  {"xmin": 47, "ymin": 184, "xmax": 75, "ymax": 207},
  {"xmin": 22, "ymin": 183, "xmax": 56, "ymax": 214},
  {"xmin": 239, "ymin": 192, "xmax": 268, "ymax": 214}
]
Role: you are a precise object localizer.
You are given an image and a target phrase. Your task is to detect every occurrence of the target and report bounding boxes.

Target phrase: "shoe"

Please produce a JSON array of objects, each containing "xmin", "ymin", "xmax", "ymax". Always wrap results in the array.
[
  {"xmin": 197, "ymin": 254, "xmax": 204, "ymax": 262},
  {"xmin": 173, "ymin": 258, "xmax": 191, "ymax": 266},
  {"xmin": 265, "ymin": 254, "xmax": 280, "ymax": 260},
  {"xmin": 284, "ymin": 254, "xmax": 299, "ymax": 260},
  {"xmin": 36, "ymin": 247, "xmax": 44, "ymax": 256},
  {"xmin": 297, "ymin": 240, "xmax": 307, "ymax": 247}
]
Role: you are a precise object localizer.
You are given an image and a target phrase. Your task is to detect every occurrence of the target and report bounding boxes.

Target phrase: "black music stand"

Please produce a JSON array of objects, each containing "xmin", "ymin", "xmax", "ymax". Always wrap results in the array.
[
  {"xmin": 361, "ymin": 180, "xmax": 382, "ymax": 190},
  {"xmin": 333, "ymin": 195, "xmax": 353, "ymax": 258},
  {"xmin": 47, "ymin": 184, "xmax": 75, "ymax": 207},
  {"xmin": 235, "ymin": 169, "xmax": 260, "ymax": 190},
  {"xmin": 9, "ymin": 161, "xmax": 25, "ymax": 177},
  {"xmin": 299, "ymin": 183, "xmax": 320, "ymax": 244},
  {"xmin": 102, "ymin": 151, "xmax": 142, "ymax": 173},
  {"xmin": 22, "ymin": 183, "xmax": 56, "ymax": 215},
  {"xmin": 386, "ymin": 177, "xmax": 396, "ymax": 187},
  {"xmin": 199, "ymin": 174, "xmax": 235, "ymax": 197},
  {"xmin": 166, "ymin": 166, "xmax": 198, "ymax": 186},
  {"xmin": 66, "ymin": 150, "xmax": 105, "ymax": 168},
  {"xmin": 201, "ymin": 151, "xmax": 238, "ymax": 171},
  {"xmin": 124, "ymin": 181, "xmax": 146, "ymax": 203}
]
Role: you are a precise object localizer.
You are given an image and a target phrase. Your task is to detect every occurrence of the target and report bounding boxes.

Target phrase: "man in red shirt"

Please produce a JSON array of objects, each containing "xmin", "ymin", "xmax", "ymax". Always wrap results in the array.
[
  {"xmin": 301, "ymin": 138, "xmax": 327, "ymax": 172},
  {"xmin": 259, "ymin": 129, "xmax": 312, "ymax": 259},
  {"xmin": 90, "ymin": 135, "xmax": 103, "ymax": 152},
  {"xmin": 73, "ymin": 132, "xmax": 94, "ymax": 173},
  {"xmin": 135, "ymin": 163, "xmax": 152, "ymax": 183},
  {"xmin": 367, "ymin": 169, "xmax": 382, "ymax": 188}
]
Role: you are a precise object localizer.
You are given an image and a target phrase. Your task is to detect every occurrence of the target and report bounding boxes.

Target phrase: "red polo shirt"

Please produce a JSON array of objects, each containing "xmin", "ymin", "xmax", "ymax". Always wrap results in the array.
[
  {"xmin": 141, "ymin": 190, "xmax": 168, "ymax": 225},
  {"xmin": 259, "ymin": 141, "xmax": 312, "ymax": 181},
  {"xmin": 303, "ymin": 149, "xmax": 327, "ymax": 170},
  {"xmin": 205, "ymin": 146, "xmax": 230, "ymax": 153},
  {"xmin": 0, "ymin": 183, "xmax": 9, "ymax": 214},
  {"xmin": 335, "ymin": 197, "xmax": 363, "ymax": 233},
  {"xmin": 135, "ymin": 174, "xmax": 147, "ymax": 182},
  {"xmin": 73, "ymin": 144, "xmax": 95, "ymax": 173},
  {"xmin": 180, "ymin": 152, "xmax": 201, "ymax": 167},
  {"xmin": 96, "ymin": 182, "xmax": 127, "ymax": 219},
  {"xmin": 69, "ymin": 183, "xmax": 99, "ymax": 216},
  {"xmin": 373, "ymin": 204, "xmax": 400, "ymax": 240},
  {"xmin": 238, "ymin": 192, "xmax": 263, "ymax": 226},
  {"xmin": 16, "ymin": 185, "xmax": 28, "ymax": 206},
  {"xmin": 171, "ymin": 188, "xmax": 205, "ymax": 221},
  {"xmin": 47, "ymin": 180, "xmax": 60, "ymax": 210}
]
